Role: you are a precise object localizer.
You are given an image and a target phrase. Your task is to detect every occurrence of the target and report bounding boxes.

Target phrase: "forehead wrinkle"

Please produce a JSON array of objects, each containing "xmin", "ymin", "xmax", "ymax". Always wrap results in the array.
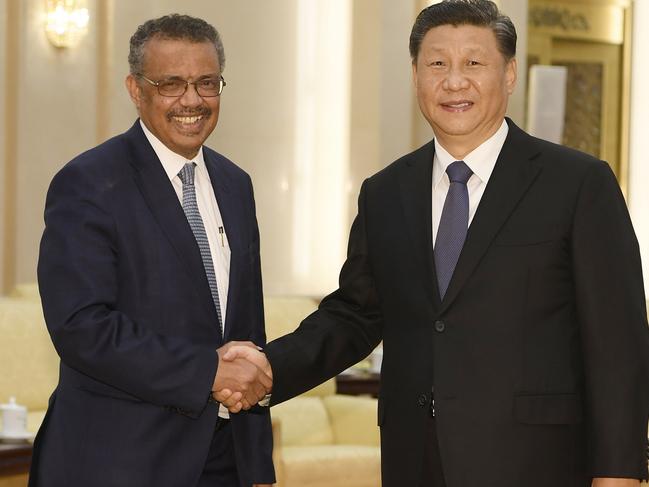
[
  {"xmin": 141, "ymin": 40, "xmax": 220, "ymax": 74},
  {"xmin": 156, "ymin": 71, "xmax": 220, "ymax": 80},
  {"xmin": 424, "ymin": 44, "xmax": 488, "ymax": 56}
]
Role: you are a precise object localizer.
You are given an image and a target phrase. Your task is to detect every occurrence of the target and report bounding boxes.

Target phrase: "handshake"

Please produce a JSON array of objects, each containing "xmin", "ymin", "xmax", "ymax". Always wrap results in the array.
[{"xmin": 211, "ymin": 341, "xmax": 273, "ymax": 413}]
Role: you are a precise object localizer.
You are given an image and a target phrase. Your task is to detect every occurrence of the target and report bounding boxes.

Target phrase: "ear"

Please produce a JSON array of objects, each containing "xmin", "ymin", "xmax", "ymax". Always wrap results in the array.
[
  {"xmin": 505, "ymin": 57, "xmax": 517, "ymax": 95},
  {"xmin": 411, "ymin": 61, "xmax": 419, "ymax": 91},
  {"xmin": 125, "ymin": 74, "xmax": 142, "ymax": 108}
]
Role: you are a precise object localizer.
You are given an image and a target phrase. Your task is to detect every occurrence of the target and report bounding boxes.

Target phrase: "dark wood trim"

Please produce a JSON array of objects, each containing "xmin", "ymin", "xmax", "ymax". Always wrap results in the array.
[
  {"xmin": 335, "ymin": 372, "xmax": 380, "ymax": 398},
  {"xmin": 0, "ymin": 442, "xmax": 32, "ymax": 477}
]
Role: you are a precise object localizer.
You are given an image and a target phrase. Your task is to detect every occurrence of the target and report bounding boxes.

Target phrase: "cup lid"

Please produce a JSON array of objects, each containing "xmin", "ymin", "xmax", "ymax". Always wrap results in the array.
[{"xmin": 1, "ymin": 396, "xmax": 26, "ymax": 410}]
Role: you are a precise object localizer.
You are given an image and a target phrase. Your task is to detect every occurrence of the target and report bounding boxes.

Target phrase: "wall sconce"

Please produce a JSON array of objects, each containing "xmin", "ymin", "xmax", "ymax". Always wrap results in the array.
[{"xmin": 45, "ymin": 0, "xmax": 89, "ymax": 48}]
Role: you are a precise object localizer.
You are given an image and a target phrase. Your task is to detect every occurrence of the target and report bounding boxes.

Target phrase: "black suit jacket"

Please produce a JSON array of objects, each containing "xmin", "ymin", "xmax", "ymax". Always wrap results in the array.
[
  {"xmin": 31, "ymin": 121, "xmax": 274, "ymax": 487},
  {"xmin": 266, "ymin": 119, "xmax": 649, "ymax": 486}
]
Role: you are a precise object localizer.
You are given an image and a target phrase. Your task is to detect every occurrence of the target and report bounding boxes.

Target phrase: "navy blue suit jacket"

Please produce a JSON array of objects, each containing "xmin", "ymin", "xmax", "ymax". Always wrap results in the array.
[{"xmin": 31, "ymin": 121, "xmax": 274, "ymax": 486}]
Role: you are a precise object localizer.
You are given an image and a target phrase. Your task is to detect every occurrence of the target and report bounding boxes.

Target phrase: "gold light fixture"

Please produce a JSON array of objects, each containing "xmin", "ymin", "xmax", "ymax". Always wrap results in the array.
[{"xmin": 45, "ymin": 0, "xmax": 89, "ymax": 48}]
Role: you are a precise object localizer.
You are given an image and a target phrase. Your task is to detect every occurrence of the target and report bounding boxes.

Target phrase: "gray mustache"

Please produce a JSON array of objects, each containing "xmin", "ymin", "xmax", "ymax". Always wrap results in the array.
[{"xmin": 166, "ymin": 108, "xmax": 212, "ymax": 119}]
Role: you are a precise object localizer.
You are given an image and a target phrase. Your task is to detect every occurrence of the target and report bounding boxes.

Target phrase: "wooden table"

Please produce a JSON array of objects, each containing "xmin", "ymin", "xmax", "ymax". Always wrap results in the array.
[
  {"xmin": 0, "ymin": 442, "xmax": 32, "ymax": 477},
  {"xmin": 335, "ymin": 371, "xmax": 380, "ymax": 398}
]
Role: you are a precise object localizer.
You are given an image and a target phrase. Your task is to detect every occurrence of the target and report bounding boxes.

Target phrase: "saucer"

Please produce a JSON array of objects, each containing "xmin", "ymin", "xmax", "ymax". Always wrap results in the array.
[{"xmin": 0, "ymin": 431, "xmax": 35, "ymax": 443}]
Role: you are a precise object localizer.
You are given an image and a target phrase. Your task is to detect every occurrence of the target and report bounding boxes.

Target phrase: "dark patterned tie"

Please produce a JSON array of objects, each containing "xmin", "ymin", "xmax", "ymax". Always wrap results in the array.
[
  {"xmin": 178, "ymin": 163, "xmax": 223, "ymax": 335},
  {"xmin": 434, "ymin": 160, "xmax": 473, "ymax": 299}
]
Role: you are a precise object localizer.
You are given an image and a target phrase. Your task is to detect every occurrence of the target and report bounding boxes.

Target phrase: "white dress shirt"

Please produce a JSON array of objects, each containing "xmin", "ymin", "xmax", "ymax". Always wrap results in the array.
[
  {"xmin": 141, "ymin": 121, "xmax": 232, "ymax": 419},
  {"xmin": 432, "ymin": 119, "xmax": 509, "ymax": 246},
  {"xmin": 140, "ymin": 121, "xmax": 231, "ymax": 329}
]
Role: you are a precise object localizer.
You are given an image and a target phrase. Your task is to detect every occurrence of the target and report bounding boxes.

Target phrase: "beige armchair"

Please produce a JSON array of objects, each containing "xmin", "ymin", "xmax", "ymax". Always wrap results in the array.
[
  {"xmin": 271, "ymin": 379, "xmax": 380, "ymax": 487},
  {"xmin": 264, "ymin": 297, "xmax": 381, "ymax": 487},
  {"xmin": 0, "ymin": 285, "xmax": 57, "ymax": 487},
  {"xmin": 0, "ymin": 286, "xmax": 57, "ymax": 434}
]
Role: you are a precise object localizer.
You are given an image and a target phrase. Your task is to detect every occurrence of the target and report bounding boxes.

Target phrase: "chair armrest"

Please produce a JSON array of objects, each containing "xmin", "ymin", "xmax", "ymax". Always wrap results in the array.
[
  {"xmin": 271, "ymin": 417, "xmax": 285, "ymax": 486},
  {"xmin": 323, "ymin": 395, "xmax": 380, "ymax": 446}
]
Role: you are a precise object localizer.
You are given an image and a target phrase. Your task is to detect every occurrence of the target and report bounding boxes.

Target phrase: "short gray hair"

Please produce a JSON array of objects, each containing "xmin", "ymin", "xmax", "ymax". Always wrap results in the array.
[
  {"xmin": 409, "ymin": 0, "xmax": 516, "ymax": 63},
  {"xmin": 128, "ymin": 14, "xmax": 225, "ymax": 74}
]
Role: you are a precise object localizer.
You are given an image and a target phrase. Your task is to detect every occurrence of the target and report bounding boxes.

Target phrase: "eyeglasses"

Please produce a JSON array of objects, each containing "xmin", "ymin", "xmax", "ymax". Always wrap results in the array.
[{"xmin": 136, "ymin": 74, "xmax": 226, "ymax": 97}]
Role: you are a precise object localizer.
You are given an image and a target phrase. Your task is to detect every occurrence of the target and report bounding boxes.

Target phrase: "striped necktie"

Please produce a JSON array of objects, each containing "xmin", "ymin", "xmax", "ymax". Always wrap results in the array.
[
  {"xmin": 434, "ymin": 160, "xmax": 473, "ymax": 299},
  {"xmin": 178, "ymin": 162, "xmax": 223, "ymax": 335}
]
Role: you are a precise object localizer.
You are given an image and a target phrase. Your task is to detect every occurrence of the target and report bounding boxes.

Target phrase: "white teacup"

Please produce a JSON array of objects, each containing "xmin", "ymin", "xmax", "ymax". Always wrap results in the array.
[{"xmin": 0, "ymin": 397, "xmax": 28, "ymax": 437}]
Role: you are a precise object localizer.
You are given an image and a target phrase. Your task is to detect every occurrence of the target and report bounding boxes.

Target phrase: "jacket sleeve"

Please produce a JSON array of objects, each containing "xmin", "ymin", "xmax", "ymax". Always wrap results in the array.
[
  {"xmin": 240, "ymin": 173, "xmax": 275, "ymax": 484},
  {"xmin": 571, "ymin": 160, "xmax": 649, "ymax": 479},
  {"xmin": 265, "ymin": 180, "xmax": 384, "ymax": 404},
  {"xmin": 38, "ymin": 163, "xmax": 217, "ymax": 416}
]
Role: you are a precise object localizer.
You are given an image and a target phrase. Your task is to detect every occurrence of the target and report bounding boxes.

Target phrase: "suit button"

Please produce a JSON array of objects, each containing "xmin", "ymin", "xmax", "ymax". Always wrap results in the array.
[
  {"xmin": 417, "ymin": 394, "xmax": 427, "ymax": 406},
  {"xmin": 434, "ymin": 320, "xmax": 446, "ymax": 333}
]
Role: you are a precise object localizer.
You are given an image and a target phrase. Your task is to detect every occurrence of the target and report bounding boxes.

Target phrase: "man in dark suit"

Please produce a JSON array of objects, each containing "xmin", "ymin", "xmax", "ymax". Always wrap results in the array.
[
  {"xmin": 32, "ymin": 14, "xmax": 273, "ymax": 487},
  {"xmin": 219, "ymin": 1, "xmax": 649, "ymax": 486}
]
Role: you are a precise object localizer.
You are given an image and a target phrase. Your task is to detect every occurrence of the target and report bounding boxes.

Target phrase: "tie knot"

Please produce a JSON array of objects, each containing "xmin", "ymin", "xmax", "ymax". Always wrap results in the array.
[
  {"xmin": 178, "ymin": 162, "xmax": 196, "ymax": 186},
  {"xmin": 446, "ymin": 160, "xmax": 472, "ymax": 184}
]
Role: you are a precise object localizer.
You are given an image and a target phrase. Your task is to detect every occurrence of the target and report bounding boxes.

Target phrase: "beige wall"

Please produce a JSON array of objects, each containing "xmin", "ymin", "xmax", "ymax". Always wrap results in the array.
[
  {"xmin": 2, "ymin": 0, "xmax": 403, "ymax": 296},
  {"xmin": 629, "ymin": 0, "xmax": 649, "ymax": 298},
  {"xmin": 3, "ymin": 0, "xmax": 645, "ymax": 299},
  {"xmin": 0, "ymin": 0, "xmax": 101, "ymax": 291},
  {"xmin": 14, "ymin": 0, "xmax": 100, "ymax": 286},
  {"xmin": 498, "ymin": 0, "xmax": 528, "ymax": 125},
  {"xmin": 379, "ymin": 0, "xmax": 419, "ymax": 163},
  {"xmin": 0, "ymin": 0, "xmax": 7, "ymax": 292},
  {"xmin": 348, "ymin": 0, "xmax": 418, "ymax": 228},
  {"xmin": 348, "ymin": 0, "xmax": 381, "ymax": 226}
]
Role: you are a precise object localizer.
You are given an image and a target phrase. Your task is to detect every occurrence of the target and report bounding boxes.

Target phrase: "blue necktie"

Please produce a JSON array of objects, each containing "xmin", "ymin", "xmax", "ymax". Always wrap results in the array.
[
  {"xmin": 178, "ymin": 163, "xmax": 223, "ymax": 335},
  {"xmin": 434, "ymin": 160, "xmax": 473, "ymax": 299}
]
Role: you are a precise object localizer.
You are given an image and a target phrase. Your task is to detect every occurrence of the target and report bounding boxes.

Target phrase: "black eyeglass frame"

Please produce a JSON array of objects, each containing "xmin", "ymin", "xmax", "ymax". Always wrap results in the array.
[{"xmin": 136, "ymin": 73, "xmax": 226, "ymax": 97}]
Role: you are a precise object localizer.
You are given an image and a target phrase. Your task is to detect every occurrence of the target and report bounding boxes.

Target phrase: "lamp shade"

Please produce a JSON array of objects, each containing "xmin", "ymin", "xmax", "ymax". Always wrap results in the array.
[{"xmin": 45, "ymin": 0, "xmax": 89, "ymax": 48}]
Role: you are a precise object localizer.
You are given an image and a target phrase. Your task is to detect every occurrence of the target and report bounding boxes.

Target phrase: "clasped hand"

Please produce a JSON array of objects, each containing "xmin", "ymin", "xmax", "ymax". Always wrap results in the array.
[{"xmin": 212, "ymin": 341, "xmax": 273, "ymax": 413}]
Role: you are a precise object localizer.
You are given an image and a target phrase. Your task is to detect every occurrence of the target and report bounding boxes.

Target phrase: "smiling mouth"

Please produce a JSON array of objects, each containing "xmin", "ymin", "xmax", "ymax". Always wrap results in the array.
[
  {"xmin": 441, "ymin": 101, "xmax": 473, "ymax": 111},
  {"xmin": 172, "ymin": 115, "xmax": 204, "ymax": 125},
  {"xmin": 167, "ymin": 107, "xmax": 212, "ymax": 129}
]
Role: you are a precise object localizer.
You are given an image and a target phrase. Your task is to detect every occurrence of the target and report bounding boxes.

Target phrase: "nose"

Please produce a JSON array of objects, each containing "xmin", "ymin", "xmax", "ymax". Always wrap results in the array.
[
  {"xmin": 443, "ymin": 65, "xmax": 470, "ymax": 91},
  {"xmin": 178, "ymin": 82, "xmax": 203, "ymax": 107}
]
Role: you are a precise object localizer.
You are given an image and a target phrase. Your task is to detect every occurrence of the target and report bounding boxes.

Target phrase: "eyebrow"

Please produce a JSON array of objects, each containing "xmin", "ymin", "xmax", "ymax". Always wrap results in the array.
[
  {"xmin": 158, "ymin": 72, "xmax": 221, "ymax": 80},
  {"xmin": 425, "ymin": 46, "xmax": 486, "ymax": 55}
]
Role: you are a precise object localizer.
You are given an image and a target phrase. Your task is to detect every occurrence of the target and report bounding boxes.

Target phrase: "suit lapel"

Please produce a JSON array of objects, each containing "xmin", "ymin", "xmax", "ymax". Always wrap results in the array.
[
  {"xmin": 439, "ymin": 119, "xmax": 543, "ymax": 314},
  {"xmin": 125, "ymin": 121, "xmax": 218, "ymax": 324},
  {"xmin": 204, "ymin": 152, "xmax": 242, "ymax": 342},
  {"xmin": 398, "ymin": 141, "xmax": 441, "ymax": 309}
]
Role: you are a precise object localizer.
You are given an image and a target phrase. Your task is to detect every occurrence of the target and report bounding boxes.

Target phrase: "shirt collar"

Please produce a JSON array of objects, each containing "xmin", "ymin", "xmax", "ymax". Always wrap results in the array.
[
  {"xmin": 433, "ymin": 119, "xmax": 509, "ymax": 187},
  {"xmin": 139, "ymin": 119, "xmax": 207, "ymax": 182}
]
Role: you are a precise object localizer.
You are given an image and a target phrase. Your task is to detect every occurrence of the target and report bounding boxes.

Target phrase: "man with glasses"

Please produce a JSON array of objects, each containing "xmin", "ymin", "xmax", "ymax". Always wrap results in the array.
[{"xmin": 32, "ymin": 14, "xmax": 273, "ymax": 487}]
